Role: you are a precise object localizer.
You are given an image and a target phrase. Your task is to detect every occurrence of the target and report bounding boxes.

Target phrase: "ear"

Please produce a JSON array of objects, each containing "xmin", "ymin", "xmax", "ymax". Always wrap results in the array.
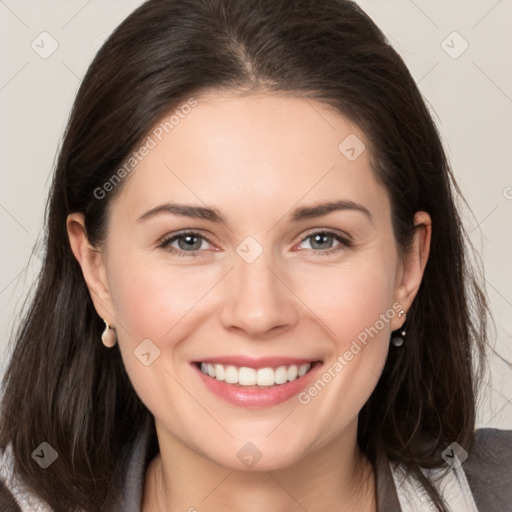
[
  {"xmin": 66, "ymin": 212, "xmax": 116, "ymax": 325},
  {"xmin": 390, "ymin": 211, "xmax": 432, "ymax": 331}
]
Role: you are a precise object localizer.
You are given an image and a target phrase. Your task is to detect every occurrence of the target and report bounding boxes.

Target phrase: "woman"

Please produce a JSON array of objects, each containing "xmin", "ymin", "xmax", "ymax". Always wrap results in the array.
[{"xmin": 1, "ymin": 0, "xmax": 510, "ymax": 510}]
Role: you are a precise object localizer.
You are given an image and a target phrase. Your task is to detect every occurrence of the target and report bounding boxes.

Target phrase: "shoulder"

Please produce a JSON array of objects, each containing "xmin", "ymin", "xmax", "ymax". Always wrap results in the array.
[
  {"xmin": 0, "ymin": 480, "xmax": 22, "ymax": 512},
  {"xmin": 0, "ymin": 443, "xmax": 51, "ymax": 512},
  {"xmin": 462, "ymin": 428, "xmax": 512, "ymax": 512},
  {"xmin": 0, "ymin": 445, "xmax": 22, "ymax": 512}
]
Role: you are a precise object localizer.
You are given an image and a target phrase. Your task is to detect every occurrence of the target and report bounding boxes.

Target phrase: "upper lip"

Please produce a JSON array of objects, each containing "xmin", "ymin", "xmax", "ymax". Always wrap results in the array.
[{"xmin": 193, "ymin": 356, "xmax": 321, "ymax": 369}]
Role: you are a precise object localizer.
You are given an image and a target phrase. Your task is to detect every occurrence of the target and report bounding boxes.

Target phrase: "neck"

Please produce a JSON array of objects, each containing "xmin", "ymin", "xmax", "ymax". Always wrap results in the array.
[{"xmin": 142, "ymin": 421, "xmax": 376, "ymax": 512}]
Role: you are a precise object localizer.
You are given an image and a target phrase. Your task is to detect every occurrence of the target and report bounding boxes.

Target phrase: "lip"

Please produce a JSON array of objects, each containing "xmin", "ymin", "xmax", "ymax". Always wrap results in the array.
[{"xmin": 191, "ymin": 360, "xmax": 323, "ymax": 408}]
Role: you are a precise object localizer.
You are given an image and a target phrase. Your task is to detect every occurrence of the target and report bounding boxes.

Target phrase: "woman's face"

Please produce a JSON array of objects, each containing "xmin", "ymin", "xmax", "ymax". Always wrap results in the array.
[{"xmin": 70, "ymin": 91, "xmax": 429, "ymax": 470}]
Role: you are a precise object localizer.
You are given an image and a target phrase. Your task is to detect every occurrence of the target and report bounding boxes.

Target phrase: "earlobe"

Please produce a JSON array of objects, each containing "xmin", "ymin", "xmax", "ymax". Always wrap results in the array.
[
  {"xmin": 391, "ymin": 211, "xmax": 432, "ymax": 331},
  {"xmin": 66, "ymin": 213, "xmax": 115, "ymax": 324}
]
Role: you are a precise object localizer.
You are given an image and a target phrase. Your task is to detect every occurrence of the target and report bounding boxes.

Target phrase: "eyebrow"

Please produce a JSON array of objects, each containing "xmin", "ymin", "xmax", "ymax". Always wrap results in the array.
[{"xmin": 137, "ymin": 200, "xmax": 373, "ymax": 225}]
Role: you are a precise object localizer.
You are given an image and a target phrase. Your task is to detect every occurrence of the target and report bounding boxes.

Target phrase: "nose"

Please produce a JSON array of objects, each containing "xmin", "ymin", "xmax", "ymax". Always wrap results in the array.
[{"xmin": 219, "ymin": 249, "xmax": 299, "ymax": 339}]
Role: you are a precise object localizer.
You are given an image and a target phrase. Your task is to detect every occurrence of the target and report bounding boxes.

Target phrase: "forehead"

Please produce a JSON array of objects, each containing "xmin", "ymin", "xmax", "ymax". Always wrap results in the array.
[{"xmin": 110, "ymin": 91, "xmax": 390, "ymax": 227}]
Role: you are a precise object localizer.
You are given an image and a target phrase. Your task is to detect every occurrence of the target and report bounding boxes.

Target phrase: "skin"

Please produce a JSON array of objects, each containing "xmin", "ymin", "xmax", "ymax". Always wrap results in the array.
[{"xmin": 67, "ymin": 91, "xmax": 431, "ymax": 512}]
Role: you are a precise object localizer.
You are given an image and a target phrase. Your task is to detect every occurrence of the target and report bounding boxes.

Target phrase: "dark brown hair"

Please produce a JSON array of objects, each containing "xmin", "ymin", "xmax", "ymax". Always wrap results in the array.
[{"xmin": 1, "ymin": 0, "xmax": 489, "ymax": 510}]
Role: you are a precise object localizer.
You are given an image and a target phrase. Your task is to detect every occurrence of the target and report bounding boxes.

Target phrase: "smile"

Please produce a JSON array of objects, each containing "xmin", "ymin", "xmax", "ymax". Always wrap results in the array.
[
  {"xmin": 199, "ymin": 362, "xmax": 313, "ymax": 387},
  {"xmin": 191, "ymin": 359, "xmax": 323, "ymax": 408}
]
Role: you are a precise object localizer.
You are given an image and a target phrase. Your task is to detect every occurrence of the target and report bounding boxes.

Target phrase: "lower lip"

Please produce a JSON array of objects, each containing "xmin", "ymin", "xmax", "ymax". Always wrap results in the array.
[{"xmin": 191, "ymin": 361, "xmax": 323, "ymax": 408}]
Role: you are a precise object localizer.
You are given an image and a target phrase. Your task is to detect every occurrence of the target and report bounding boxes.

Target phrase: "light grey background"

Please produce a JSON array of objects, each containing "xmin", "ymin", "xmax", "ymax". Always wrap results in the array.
[{"xmin": 1, "ymin": 0, "xmax": 511, "ymax": 429}]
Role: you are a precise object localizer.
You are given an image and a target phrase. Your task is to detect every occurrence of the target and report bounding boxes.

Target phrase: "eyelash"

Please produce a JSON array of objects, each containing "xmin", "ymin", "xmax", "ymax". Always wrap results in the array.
[{"xmin": 157, "ymin": 229, "xmax": 352, "ymax": 258}]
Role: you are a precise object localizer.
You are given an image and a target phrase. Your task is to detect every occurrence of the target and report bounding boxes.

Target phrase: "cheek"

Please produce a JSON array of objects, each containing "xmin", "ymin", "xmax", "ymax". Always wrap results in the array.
[
  {"xmin": 107, "ymin": 254, "xmax": 218, "ymax": 340},
  {"xmin": 104, "ymin": 249, "xmax": 220, "ymax": 392},
  {"xmin": 293, "ymin": 256, "xmax": 397, "ymax": 407},
  {"xmin": 106, "ymin": 257, "xmax": 219, "ymax": 415},
  {"xmin": 288, "ymin": 279, "xmax": 393, "ymax": 440},
  {"xmin": 297, "ymin": 256, "xmax": 397, "ymax": 344}
]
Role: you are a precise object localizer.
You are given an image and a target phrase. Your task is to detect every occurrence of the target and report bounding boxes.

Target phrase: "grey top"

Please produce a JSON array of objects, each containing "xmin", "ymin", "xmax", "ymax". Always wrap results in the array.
[{"xmin": 1, "ymin": 421, "xmax": 512, "ymax": 511}]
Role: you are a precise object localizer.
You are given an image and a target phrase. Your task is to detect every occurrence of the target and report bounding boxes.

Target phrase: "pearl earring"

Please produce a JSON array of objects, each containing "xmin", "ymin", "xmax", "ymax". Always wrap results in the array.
[
  {"xmin": 391, "ymin": 309, "xmax": 406, "ymax": 347},
  {"xmin": 101, "ymin": 320, "xmax": 117, "ymax": 348}
]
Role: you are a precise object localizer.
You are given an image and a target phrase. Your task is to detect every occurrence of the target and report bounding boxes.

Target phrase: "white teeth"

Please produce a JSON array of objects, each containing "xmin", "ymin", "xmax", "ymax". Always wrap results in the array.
[
  {"xmin": 274, "ymin": 366, "xmax": 289, "ymax": 384},
  {"xmin": 239, "ymin": 367, "xmax": 257, "ymax": 386},
  {"xmin": 256, "ymin": 367, "xmax": 274, "ymax": 387},
  {"xmin": 214, "ymin": 364, "xmax": 225, "ymax": 381},
  {"xmin": 298, "ymin": 364, "xmax": 309, "ymax": 377},
  {"xmin": 287, "ymin": 365, "xmax": 298, "ymax": 381},
  {"xmin": 225, "ymin": 365, "xmax": 238, "ymax": 384},
  {"xmin": 199, "ymin": 362, "xmax": 313, "ymax": 386}
]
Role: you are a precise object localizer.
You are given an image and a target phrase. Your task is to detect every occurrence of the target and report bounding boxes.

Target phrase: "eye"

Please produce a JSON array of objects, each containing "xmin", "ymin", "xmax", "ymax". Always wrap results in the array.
[
  {"xmin": 157, "ymin": 231, "xmax": 214, "ymax": 257},
  {"xmin": 297, "ymin": 229, "xmax": 352, "ymax": 255},
  {"xmin": 158, "ymin": 229, "xmax": 352, "ymax": 258}
]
